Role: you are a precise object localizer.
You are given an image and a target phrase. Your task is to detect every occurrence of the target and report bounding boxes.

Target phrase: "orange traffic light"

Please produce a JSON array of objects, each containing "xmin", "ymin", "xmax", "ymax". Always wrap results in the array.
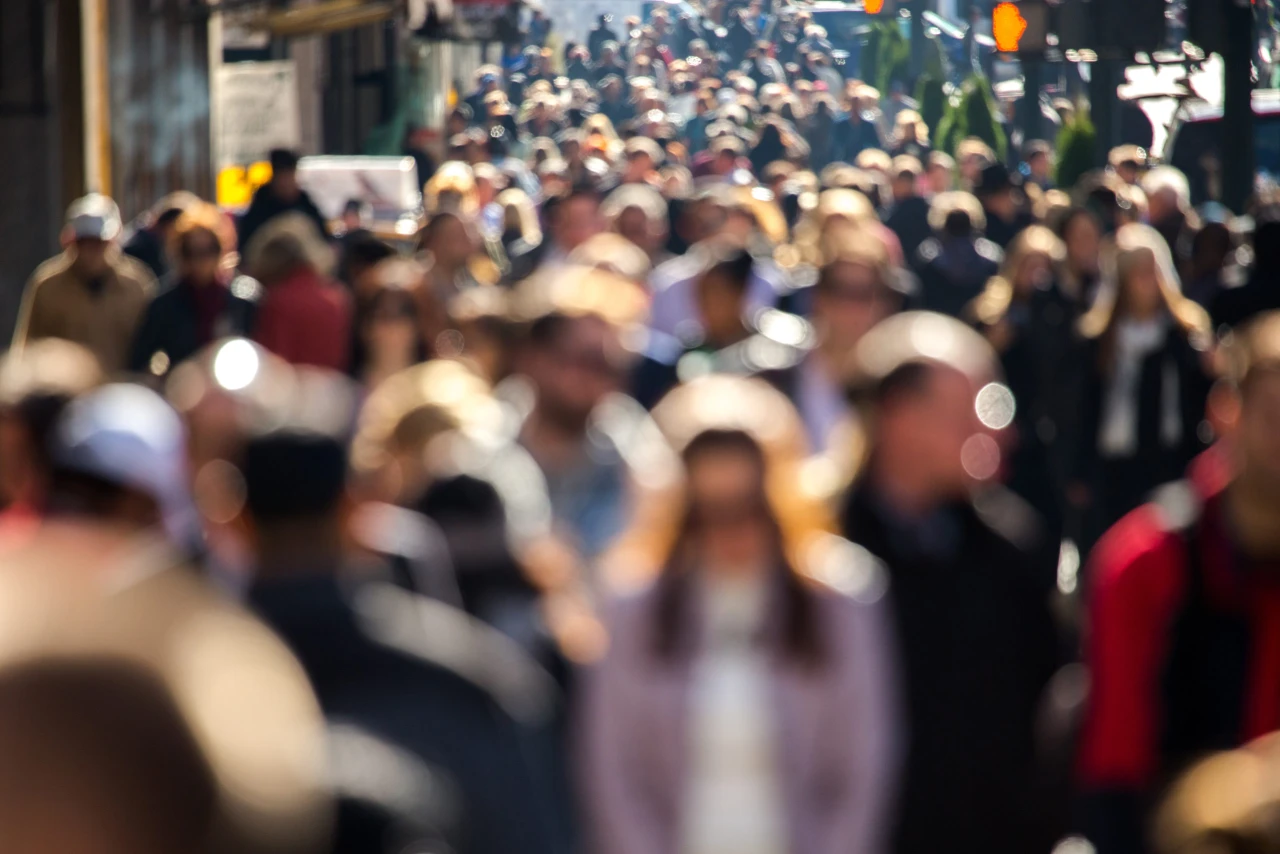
[
  {"xmin": 992, "ymin": 2, "xmax": 1028, "ymax": 52},
  {"xmin": 865, "ymin": 0, "xmax": 884, "ymax": 13}
]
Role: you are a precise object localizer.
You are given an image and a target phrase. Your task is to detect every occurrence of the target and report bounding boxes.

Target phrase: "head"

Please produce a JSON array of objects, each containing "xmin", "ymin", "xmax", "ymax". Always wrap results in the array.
[
  {"xmin": 244, "ymin": 214, "xmax": 334, "ymax": 287},
  {"xmin": 341, "ymin": 198, "xmax": 367, "ymax": 233},
  {"xmin": 891, "ymin": 156, "xmax": 922, "ymax": 202},
  {"xmin": 523, "ymin": 312, "xmax": 627, "ymax": 432},
  {"xmin": 359, "ymin": 279, "xmax": 422, "ymax": 375},
  {"xmin": 1190, "ymin": 221, "xmax": 1232, "ymax": 280},
  {"xmin": 1220, "ymin": 313, "xmax": 1280, "ymax": 498},
  {"xmin": 1141, "ymin": 166, "xmax": 1191, "ymax": 228},
  {"xmin": 926, "ymin": 152, "xmax": 956, "ymax": 195},
  {"xmin": 173, "ymin": 224, "xmax": 223, "ymax": 288},
  {"xmin": 1053, "ymin": 208, "xmax": 1100, "ymax": 281},
  {"xmin": 849, "ymin": 314, "xmax": 1001, "ymax": 507},
  {"xmin": 604, "ymin": 185, "xmax": 669, "ymax": 255},
  {"xmin": 64, "ymin": 194, "xmax": 123, "ymax": 279},
  {"xmin": 695, "ymin": 248, "xmax": 754, "ymax": 344},
  {"xmin": 1004, "ymin": 225, "xmax": 1063, "ymax": 299},
  {"xmin": 1024, "ymin": 141, "xmax": 1052, "ymax": 181},
  {"xmin": 268, "ymin": 149, "xmax": 302, "ymax": 202},
  {"xmin": 678, "ymin": 429, "xmax": 777, "ymax": 575},
  {"xmin": 929, "ymin": 191, "xmax": 986, "ymax": 242},
  {"xmin": 550, "ymin": 186, "xmax": 603, "ymax": 252},
  {"xmin": 419, "ymin": 212, "xmax": 476, "ymax": 271},
  {"xmin": 813, "ymin": 243, "xmax": 902, "ymax": 355}
]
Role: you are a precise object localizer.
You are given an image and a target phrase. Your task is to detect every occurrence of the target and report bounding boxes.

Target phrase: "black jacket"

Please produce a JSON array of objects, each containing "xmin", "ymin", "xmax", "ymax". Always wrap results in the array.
[
  {"xmin": 913, "ymin": 236, "xmax": 1002, "ymax": 319},
  {"xmin": 128, "ymin": 276, "xmax": 260, "ymax": 374},
  {"xmin": 841, "ymin": 482, "xmax": 1061, "ymax": 854},
  {"xmin": 250, "ymin": 574, "xmax": 565, "ymax": 854},
  {"xmin": 884, "ymin": 196, "xmax": 933, "ymax": 264},
  {"xmin": 237, "ymin": 182, "xmax": 330, "ymax": 254},
  {"xmin": 123, "ymin": 226, "xmax": 170, "ymax": 281}
]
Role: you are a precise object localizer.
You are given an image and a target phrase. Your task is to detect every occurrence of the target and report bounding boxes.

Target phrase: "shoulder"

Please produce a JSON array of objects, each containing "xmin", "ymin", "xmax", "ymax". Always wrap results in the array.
[
  {"xmin": 1089, "ymin": 489, "xmax": 1194, "ymax": 612},
  {"xmin": 971, "ymin": 485, "xmax": 1045, "ymax": 556},
  {"xmin": 351, "ymin": 581, "xmax": 559, "ymax": 727},
  {"xmin": 915, "ymin": 236, "xmax": 942, "ymax": 266},
  {"xmin": 28, "ymin": 253, "xmax": 73, "ymax": 288},
  {"xmin": 975, "ymin": 237, "xmax": 1003, "ymax": 266},
  {"xmin": 113, "ymin": 254, "xmax": 158, "ymax": 292}
]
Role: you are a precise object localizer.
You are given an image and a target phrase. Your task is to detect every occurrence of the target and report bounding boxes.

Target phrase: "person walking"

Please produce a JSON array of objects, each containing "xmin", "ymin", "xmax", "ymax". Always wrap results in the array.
[
  {"xmin": 579, "ymin": 376, "xmax": 901, "ymax": 854},
  {"xmin": 13, "ymin": 194, "xmax": 156, "ymax": 374}
]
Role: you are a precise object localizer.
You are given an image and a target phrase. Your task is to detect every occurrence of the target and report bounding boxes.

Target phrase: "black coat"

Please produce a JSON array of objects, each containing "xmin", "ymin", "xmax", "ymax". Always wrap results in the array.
[
  {"xmin": 123, "ymin": 226, "xmax": 170, "ymax": 281},
  {"xmin": 1074, "ymin": 326, "xmax": 1213, "ymax": 544},
  {"xmin": 237, "ymin": 182, "xmax": 330, "ymax": 254},
  {"xmin": 913, "ymin": 236, "xmax": 1002, "ymax": 319},
  {"xmin": 841, "ymin": 482, "xmax": 1061, "ymax": 854},
  {"xmin": 884, "ymin": 196, "xmax": 933, "ymax": 265},
  {"xmin": 249, "ymin": 574, "xmax": 565, "ymax": 854},
  {"xmin": 127, "ymin": 276, "xmax": 259, "ymax": 374}
]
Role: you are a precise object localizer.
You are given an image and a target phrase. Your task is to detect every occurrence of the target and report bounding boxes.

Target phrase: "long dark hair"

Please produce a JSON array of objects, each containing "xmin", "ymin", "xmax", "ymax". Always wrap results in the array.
[{"xmin": 650, "ymin": 429, "xmax": 826, "ymax": 669}]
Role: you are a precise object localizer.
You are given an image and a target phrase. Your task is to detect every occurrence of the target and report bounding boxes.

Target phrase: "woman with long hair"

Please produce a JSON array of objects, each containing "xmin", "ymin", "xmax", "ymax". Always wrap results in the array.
[
  {"xmin": 967, "ymin": 225, "xmax": 1082, "ymax": 543},
  {"xmin": 1073, "ymin": 222, "xmax": 1215, "ymax": 545},
  {"xmin": 1053, "ymin": 205, "xmax": 1103, "ymax": 308},
  {"xmin": 578, "ymin": 376, "xmax": 900, "ymax": 854}
]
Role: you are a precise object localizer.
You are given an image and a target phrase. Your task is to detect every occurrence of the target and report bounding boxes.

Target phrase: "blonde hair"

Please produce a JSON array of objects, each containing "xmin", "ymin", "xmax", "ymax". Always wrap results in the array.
[
  {"xmin": 928, "ymin": 191, "xmax": 987, "ymax": 234},
  {"xmin": 495, "ymin": 188, "xmax": 542, "ymax": 246},
  {"xmin": 854, "ymin": 148, "xmax": 892, "ymax": 174},
  {"xmin": 1079, "ymin": 223, "xmax": 1212, "ymax": 356},
  {"xmin": 894, "ymin": 109, "xmax": 929, "ymax": 147},
  {"xmin": 969, "ymin": 225, "xmax": 1066, "ymax": 327},
  {"xmin": 424, "ymin": 161, "xmax": 478, "ymax": 217},
  {"xmin": 243, "ymin": 213, "xmax": 334, "ymax": 285}
]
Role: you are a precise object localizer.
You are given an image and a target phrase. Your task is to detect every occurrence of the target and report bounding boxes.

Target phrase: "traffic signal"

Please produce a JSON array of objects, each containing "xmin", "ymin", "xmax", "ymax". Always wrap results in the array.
[
  {"xmin": 865, "ymin": 0, "xmax": 885, "ymax": 13},
  {"xmin": 992, "ymin": 3, "xmax": 1027, "ymax": 52},
  {"xmin": 992, "ymin": 1, "xmax": 1048, "ymax": 55}
]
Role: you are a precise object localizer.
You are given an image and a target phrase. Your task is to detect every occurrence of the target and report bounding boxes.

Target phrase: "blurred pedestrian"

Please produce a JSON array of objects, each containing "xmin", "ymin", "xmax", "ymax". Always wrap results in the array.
[
  {"xmin": 1072, "ymin": 223, "xmax": 1214, "ymax": 547},
  {"xmin": 974, "ymin": 163, "xmax": 1035, "ymax": 249},
  {"xmin": 841, "ymin": 311, "xmax": 1062, "ymax": 854},
  {"xmin": 122, "ymin": 191, "xmax": 199, "ymax": 280},
  {"xmin": 236, "ymin": 148, "xmax": 329, "ymax": 253},
  {"xmin": 1079, "ymin": 312, "xmax": 1280, "ymax": 854},
  {"xmin": 246, "ymin": 213, "xmax": 352, "ymax": 371},
  {"xmin": 1213, "ymin": 202, "xmax": 1280, "ymax": 329},
  {"xmin": 129, "ymin": 202, "xmax": 260, "ymax": 377},
  {"xmin": 913, "ymin": 191, "xmax": 1003, "ymax": 318},
  {"xmin": 884, "ymin": 155, "xmax": 932, "ymax": 264},
  {"xmin": 579, "ymin": 376, "xmax": 900, "ymax": 854},
  {"xmin": 13, "ymin": 194, "xmax": 156, "ymax": 374}
]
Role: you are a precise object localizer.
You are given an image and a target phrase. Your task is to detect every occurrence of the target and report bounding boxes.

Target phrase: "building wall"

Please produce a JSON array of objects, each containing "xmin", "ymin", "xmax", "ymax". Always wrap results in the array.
[{"xmin": 106, "ymin": 0, "xmax": 214, "ymax": 223}]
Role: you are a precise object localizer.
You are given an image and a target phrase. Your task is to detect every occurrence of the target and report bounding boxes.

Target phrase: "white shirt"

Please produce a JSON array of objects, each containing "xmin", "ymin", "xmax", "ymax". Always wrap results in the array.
[
  {"xmin": 681, "ymin": 575, "xmax": 787, "ymax": 854},
  {"xmin": 1098, "ymin": 317, "xmax": 1182, "ymax": 457}
]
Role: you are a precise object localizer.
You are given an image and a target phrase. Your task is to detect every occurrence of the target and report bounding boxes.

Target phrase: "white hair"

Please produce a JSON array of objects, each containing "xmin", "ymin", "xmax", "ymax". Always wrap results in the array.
[{"xmin": 1141, "ymin": 166, "xmax": 1191, "ymax": 212}]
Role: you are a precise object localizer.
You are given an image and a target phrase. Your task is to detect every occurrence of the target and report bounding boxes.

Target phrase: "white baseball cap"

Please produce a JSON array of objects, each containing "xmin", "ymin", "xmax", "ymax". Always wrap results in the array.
[
  {"xmin": 52, "ymin": 383, "xmax": 198, "ymax": 545},
  {"xmin": 66, "ymin": 193, "xmax": 123, "ymax": 242}
]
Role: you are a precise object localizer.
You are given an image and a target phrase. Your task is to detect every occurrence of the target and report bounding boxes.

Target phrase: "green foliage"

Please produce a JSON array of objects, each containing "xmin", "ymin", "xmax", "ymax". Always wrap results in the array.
[
  {"xmin": 914, "ymin": 74, "xmax": 947, "ymax": 142},
  {"xmin": 858, "ymin": 20, "xmax": 911, "ymax": 95},
  {"xmin": 933, "ymin": 75, "xmax": 1006, "ymax": 162},
  {"xmin": 1055, "ymin": 108, "xmax": 1099, "ymax": 191}
]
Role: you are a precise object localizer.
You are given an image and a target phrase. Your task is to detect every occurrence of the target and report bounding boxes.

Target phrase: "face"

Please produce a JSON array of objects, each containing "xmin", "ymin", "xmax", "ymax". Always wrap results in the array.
[
  {"xmin": 1065, "ymin": 214, "xmax": 1101, "ymax": 276},
  {"xmin": 1239, "ymin": 372, "xmax": 1280, "ymax": 493},
  {"xmin": 616, "ymin": 207, "xmax": 653, "ymax": 252},
  {"xmin": 879, "ymin": 366, "xmax": 984, "ymax": 498},
  {"xmin": 892, "ymin": 174, "xmax": 915, "ymax": 201},
  {"xmin": 1121, "ymin": 250, "xmax": 1163, "ymax": 318},
  {"xmin": 555, "ymin": 196, "xmax": 603, "ymax": 251},
  {"xmin": 685, "ymin": 445, "xmax": 774, "ymax": 573},
  {"xmin": 814, "ymin": 261, "xmax": 894, "ymax": 352},
  {"xmin": 529, "ymin": 315, "xmax": 625, "ymax": 428},
  {"xmin": 272, "ymin": 168, "xmax": 300, "ymax": 201},
  {"xmin": 67, "ymin": 236, "xmax": 112, "ymax": 280},
  {"xmin": 1116, "ymin": 163, "xmax": 1139, "ymax": 185},
  {"xmin": 927, "ymin": 163, "xmax": 953, "ymax": 195},
  {"xmin": 178, "ymin": 230, "xmax": 222, "ymax": 286},
  {"xmin": 429, "ymin": 216, "xmax": 476, "ymax": 268},
  {"xmin": 696, "ymin": 270, "xmax": 746, "ymax": 343},
  {"xmin": 1014, "ymin": 252, "xmax": 1052, "ymax": 297},
  {"xmin": 363, "ymin": 290, "xmax": 419, "ymax": 367},
  {"xmin": 1029, "ymin": 152, "xmax": 1050, "ymax": 179}
]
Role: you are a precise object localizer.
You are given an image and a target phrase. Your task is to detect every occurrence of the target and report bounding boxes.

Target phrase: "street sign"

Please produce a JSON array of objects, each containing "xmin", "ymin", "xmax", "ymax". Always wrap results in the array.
[{"xmin": 214, "ymin": 61, "xmax": 301, "ymax": 209}]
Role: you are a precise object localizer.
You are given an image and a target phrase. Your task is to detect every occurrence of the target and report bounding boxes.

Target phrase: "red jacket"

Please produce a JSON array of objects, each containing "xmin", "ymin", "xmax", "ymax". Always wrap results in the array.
[
  {"xmin": 1078, "ymin": 467, "xmax": 1280, "ymax": 852},
  {"xmin": 253, "ymin": 268, "xmax": 352, "ymax": 371}
]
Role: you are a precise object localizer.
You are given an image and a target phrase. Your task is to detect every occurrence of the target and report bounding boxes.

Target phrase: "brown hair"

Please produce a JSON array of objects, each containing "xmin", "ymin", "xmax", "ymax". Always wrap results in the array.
[
  {"xmin": 968, "ymin": 224, "xmax": 1066, "ymax": 327},
  {"xmin": 650, "ymin": 429, "xmax": 825, "ymax": 668}
]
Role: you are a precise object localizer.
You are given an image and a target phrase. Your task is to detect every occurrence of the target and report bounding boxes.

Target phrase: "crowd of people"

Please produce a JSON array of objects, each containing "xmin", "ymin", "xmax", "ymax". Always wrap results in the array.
[{"xmin": 7, "ymin": 3, "xmax": 1280, "ymax": 853}]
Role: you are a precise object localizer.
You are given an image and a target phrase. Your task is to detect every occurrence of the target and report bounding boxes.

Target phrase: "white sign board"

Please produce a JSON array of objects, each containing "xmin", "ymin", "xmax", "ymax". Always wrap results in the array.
[{"xmin": 215, "ymin": 61, "xmax": 301, "ymax": 167}]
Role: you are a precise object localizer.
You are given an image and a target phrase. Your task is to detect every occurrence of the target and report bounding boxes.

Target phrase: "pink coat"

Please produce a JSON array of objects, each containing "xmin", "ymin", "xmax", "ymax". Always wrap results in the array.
[{"xmin": 576, "ymin": 562, "xmax": 903, "ymax": 854}]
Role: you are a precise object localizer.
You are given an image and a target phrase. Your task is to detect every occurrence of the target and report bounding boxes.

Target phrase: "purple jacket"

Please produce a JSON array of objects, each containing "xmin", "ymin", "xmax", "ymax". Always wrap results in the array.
[{"xmin": 576, "ymin": 553, "xmax": 902, "ymax": 854}]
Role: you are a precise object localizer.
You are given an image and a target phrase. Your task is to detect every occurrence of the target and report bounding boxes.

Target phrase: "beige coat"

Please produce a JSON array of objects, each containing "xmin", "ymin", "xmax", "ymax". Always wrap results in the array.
[{"xmin": 12, "ymin": 250, "xmax": 155, "ymax": 373}]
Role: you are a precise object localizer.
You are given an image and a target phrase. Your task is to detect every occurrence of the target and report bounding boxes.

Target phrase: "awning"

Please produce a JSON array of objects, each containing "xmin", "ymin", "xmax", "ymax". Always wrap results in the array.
[{"xmin": 258, "ymin": 0, "xmax": 395, "ymax": 37}]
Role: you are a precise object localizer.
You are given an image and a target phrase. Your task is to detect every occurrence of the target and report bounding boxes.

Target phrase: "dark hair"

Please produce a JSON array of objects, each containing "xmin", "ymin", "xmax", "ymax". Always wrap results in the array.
[
  {"xmin": 943, "ymin": 209, "xmax": 973, "ymax": 238},
  {"xmin": 342, "ymin": 235, "xmax": 396, "ymax": 274},
  {"xmin": 268, "ymin": 148, "xmax": 300, "ymax": 174},
  {"xmin": 155, "ymin": 207, "xmax": 186, "ymax": 229},
  {"xmin": 702, "ymin": 248, "xmax": 755, "ymax": 295},
  {"xmin": 242, "ymin": 432, "xmax": 347, "ymax": 523},
  {"xmin": 526, "ymin": 312, "xmax": 574, "ymax": 350},
  {"xmin": 651, "ymin": 429, "xmax": 825, "ymax": 668}
]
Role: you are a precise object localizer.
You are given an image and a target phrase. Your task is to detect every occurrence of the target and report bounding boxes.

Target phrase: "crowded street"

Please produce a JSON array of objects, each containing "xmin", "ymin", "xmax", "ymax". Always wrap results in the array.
[{"xmin": 1, "ymin": 0, "xmax": 1280, "ymax": 852}]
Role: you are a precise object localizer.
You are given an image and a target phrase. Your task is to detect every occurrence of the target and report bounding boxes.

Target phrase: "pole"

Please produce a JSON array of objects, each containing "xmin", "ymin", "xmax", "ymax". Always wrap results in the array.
[
  {"xmin": 1221, "ymin": 0, "xmax": 1255, "ymax": 213},
  {"xmin": 1089, "ymin": 58, "xmax": 1121, "ymax": 169},
  {"xmin": 1020, "ymin": 57, "xmax": 1044, "ymax": 143},
  {"xmin": 909, "ymin": 0, "xmax": 928, "ymax": 79}
]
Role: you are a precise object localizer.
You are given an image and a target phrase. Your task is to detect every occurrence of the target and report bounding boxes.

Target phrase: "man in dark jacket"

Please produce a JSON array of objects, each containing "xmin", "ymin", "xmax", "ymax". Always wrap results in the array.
[
  {"xmin": 1213, "ymin": 205, "xmax": 1280, "ymax": 329},
  {"xmin": 587, "ymin": 13, "xmax": 618, "ymax": 59},
  {"xmin": 835, "ymin": 103, "xmax": 884, "ymax": 164},
  {"xmin": 236, "ymin": 148, "xmax": 329, "ymax": 254},
  {"xmin": 884, "ymin": 156, "xmax": 932, "ymax": 263},
  {"xmin": 974, "ymin": 163, "xmax": 1034, "ymax": 249},
  {"xmin": 129, "ymin": 211, "xmax": 259, "ymax": 376},
  {"xmin": 1078, "ymin": 313, "xmax": 1280, "ymax": 854},
  {"xmin": 913, "ymin": 192, "xmax": 1002, "ymax": 318},
  {"xmin": 239, "ymin": 398, "xmax": 565, "ymax": 854},
  {"xmin": 841, "ymin": 311, "xmax": 1062, "ymax": 854}
]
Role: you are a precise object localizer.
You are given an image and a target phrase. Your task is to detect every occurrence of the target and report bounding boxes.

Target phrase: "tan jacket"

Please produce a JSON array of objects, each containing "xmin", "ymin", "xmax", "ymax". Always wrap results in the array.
[{"xmin": 12, "ymin": 250, "xmax": 156, "ymax": 373}]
